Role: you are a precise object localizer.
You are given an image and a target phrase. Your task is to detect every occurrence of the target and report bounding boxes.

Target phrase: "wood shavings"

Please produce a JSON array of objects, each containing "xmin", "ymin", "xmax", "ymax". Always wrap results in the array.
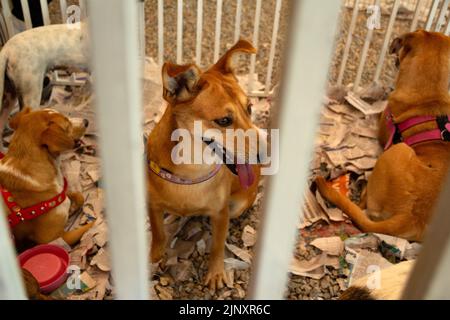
[
  {"xmin": 241, "ymin": 225, "xmax": 257, "ymax": 247},
  {"xmin": 225, "ymin": 243, "xmax": 252, "ymax": 264},
  {"xmin": 310, "ymin": 237, "xmax": 344, "ymax": 256},
  {"xmin": 90, "ymin": 248, "xmax": 111, "ymax": 272}
]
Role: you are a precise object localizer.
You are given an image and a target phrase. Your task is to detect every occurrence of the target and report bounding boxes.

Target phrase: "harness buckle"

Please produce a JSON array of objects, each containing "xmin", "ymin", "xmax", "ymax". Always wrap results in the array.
[
  {"xmin": 441, "ymin": 128, "xmax": 450, "ymax": 141},
  {"xmin": 437, "ymin": 116, "xmax": 450, "ymax": 141}
]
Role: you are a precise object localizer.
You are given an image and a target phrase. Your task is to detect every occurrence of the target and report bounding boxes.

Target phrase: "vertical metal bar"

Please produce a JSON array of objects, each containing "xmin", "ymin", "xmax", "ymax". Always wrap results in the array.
[
  {"xmin": 40, "ymin": 0, "xmax": 51, "ymax": 25},
  {"xmin": 1, "ymin": 0, "xmax": 16, "ymax": 38},
  {"xmin": 234, "ymin": 0, "xmax": 242, "ymax": 43},
  {"xmin": 87, "ymin": 0, "xmax": 149, "ymax": 300},
  {"xmin": 138, "ymin": 0, "xmax": 146, "ymax": 61},
  {"xmin": 0, "ymin": 214, "xmax": 27, "ymax": 299},
  {"xmin": 249, "ymin": 0, "xmax": 340, "ymax": 300},
  {"xmin": 264, "ymin": 0, "xmax": 282, "ymax": 95},
  {"xmin": 248, "ymin": 0, "xmax": 262, "ymax": 93},
  {"xmin": 425, "ymin": 0, "xmax": 441, "ymax": 31},
  {"xmin": 410, "ymin": 0, "xmax": 425, "ymax": 31},
  {"xmin": 158, "ymin": 0, "xmax": 164, "ymax": 65},
  {"xmin": 402, "ymin": 169, "xmax": 450, "ymax": 299},
  {"xmin": 445, "ymin": 13, "xmax": 450, "ymax": 34},
  {"xmin": 20, "ymin": 0, "xmax": 33, "ymax": 29},
  {"xmin": 177, "ymin": 0, "xmax": 183, "ymax": 64},
  {"xmin": 79, "ymin": 0, "xmax": 87, "ymax": 20},
  {"xmin": 354, "ymin": 0, "xmax": 380, "ymax": 91},
  {"xmin": 60, "ymin": 0, "xmax": 68, "ymax": 23},
  {"xmin": 373, "ymin": 0, "xmax": 400, "ymax": 83},
  {"xmin": 214, "ymin": 0, "xmax": 223, "ymax": 62},
  {"xmin": 337, "ymin": 0, "xmax": 361, "ymax": 86},
  {"xmin": 435, "ymin": 0, "xmax": 450, "ymax": 31},
  {"xmin": 195, "ymin": 0, "xmax": 203, "ymax": 65}
]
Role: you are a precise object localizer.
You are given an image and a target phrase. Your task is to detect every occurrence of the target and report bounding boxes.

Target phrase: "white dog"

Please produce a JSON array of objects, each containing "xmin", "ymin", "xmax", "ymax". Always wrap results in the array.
[{"xmin": 0, "ymin": 22, "xmax": 90, "ymax": 144}]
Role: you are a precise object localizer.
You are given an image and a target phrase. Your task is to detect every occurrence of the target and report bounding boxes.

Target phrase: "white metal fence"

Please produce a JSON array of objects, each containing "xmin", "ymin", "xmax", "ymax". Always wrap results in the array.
[
  {"xmin": 338, "ymin": 0, "xmax": 450, "ymax": 91},
  {"xmin": 1, "ymin": 0, "xmax": 450, "ymax": 300},
  {"xmin": 0, "ymin": 0, "xmax": 284, "ymax": 97}
]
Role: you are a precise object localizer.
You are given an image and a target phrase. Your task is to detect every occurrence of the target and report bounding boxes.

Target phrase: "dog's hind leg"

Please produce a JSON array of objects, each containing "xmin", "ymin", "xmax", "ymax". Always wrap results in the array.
[
  {"xmin": 62, "ymin": 222, "xmax": 94, "ymax": 246},
  {"xmin": 68, "ymin": 191, "xmax": 84, "ymax": 215},
  {"xmin": 229, "ymin": 192, "xmax": 253, "ymax": 219},
  {"xmin": 0, "ymin": 95, "xmax": 17, "ymax": 152},
  {"xmin": 20, "ymin": 72, "xmax": 45, "ymax": 109}
]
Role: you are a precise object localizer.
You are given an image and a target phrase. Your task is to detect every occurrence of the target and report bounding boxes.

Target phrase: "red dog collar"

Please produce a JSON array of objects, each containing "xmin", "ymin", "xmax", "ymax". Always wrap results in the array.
[
  {"xmin": 384, "ymin": 107, "xmax": 450, "ymax": 150},
  {"xmin": 0, "ymin": 152, "xmax": 69, "ymax": 229}
]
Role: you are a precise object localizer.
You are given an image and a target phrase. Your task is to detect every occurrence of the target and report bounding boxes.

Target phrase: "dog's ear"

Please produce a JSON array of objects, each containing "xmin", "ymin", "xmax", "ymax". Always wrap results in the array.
[
  {"xmin": 389, "ymin": 36, "xmax": 404, "ymax": 55},
  {"xmin": 41, "ymin": 122, "xmax": 74, "ymax": 155},
  {"xmin": 212, "ymin": 39, "xmax": 257, "ymax": 75},
  {"xmin": 162, "ymin": 63, "xmax": 202, "ymax": 104},
  {"xmin": 9, "ymin": 107, "xmax": 32, "ymax": 130}
]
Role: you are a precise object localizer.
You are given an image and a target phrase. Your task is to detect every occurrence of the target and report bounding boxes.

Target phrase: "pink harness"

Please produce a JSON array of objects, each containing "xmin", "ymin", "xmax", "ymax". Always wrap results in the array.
[{"xmin": 384, "ymin": 107, "xmax": 450, "ymax": 150}]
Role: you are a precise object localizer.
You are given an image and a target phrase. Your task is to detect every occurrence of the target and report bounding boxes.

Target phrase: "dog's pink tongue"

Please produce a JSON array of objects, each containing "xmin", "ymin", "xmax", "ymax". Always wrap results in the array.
[{"xmin": 236, "ymin": 164, "xmax": 255, "ymax": 189}]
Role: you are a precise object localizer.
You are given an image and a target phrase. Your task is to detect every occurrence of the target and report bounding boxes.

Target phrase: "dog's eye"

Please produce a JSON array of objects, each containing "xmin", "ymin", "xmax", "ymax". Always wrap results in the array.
[
  {"xmin": 247, "ymin": 103, "xmax": 253, "ymax": 115},
  {"xmin": 214, "ymin": 116, "xmax": 233, "ymax": 127}
]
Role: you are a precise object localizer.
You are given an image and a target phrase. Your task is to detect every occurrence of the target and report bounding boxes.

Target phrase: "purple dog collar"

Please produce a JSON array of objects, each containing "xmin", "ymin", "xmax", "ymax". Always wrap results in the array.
[{"xmin": 149, "ymin": 160, "xmax": 222, "ymax": 185}]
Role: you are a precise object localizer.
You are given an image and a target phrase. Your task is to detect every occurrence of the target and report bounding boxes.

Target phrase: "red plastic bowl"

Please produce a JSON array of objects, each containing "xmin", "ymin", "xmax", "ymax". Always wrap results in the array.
[{"xmin": 19, "ymin": 244, "xmax": 70, "ymax": 294}]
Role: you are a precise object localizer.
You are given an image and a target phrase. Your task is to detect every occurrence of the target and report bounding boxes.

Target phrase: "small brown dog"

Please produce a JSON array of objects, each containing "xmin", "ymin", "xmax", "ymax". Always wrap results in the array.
[
  {"xmin": 1, "ymin": 107, "xmax": 92, "ymax": 245},
  {"xmin": 316, "ymin": 30, "xmax": 450, "ymax": 241},
  {"xmin": 147, "ymin": 40, "xmax": 263, "ymax": 290}
]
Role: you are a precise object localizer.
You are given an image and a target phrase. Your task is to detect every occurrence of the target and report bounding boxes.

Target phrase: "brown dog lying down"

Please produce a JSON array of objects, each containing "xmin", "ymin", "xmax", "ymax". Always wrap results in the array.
[
  {"xmin": 147, "ymin": 40, "xmax": 263, "ymax": 290},
  {"xmin": 339, "ymin": 260, "xmax": 414, "ymax": 300},
  {"xmin": 1, "ymin": 108, "xmax": 93, "ymax": 246},
  {"xmin": 317, "ymin": 30, "xmax": 450, "ymax": 242}
]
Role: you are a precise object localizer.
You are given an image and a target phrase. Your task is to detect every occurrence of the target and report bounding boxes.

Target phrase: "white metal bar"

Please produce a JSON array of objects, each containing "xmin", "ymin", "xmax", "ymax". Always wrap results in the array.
[
  {"xmin": 354, "ymin": 0, "xmax": 380, "ymax": 91},
  {"xmin": 410, "ymin": 0, "xmax": 425, "ymax": 31},
  {"xmin": 20, "ymin": 0, "xmax": 33, "ymax": 29},
  {"xmin": 445, "ymin": 11, "xmax": 450, "ymax": 34},
  {"xmin": 0, "ymin": 212, "xmax": 27, "ymax": 299},
  {"xmin": 373, "ymin": 0, "xmax": 401, "ymax": 83},
  {"xmin": 79, "ymin": 0, "xmax": 87, "ymax": 20},
  {"xmin": 177, "ymin": 0, "xmax": 183, "ymax": 64},
  {"xmin": 213, "ymin": 0, "xmax": 223, "ymax": 62},
  {"xmin": 234, "ymin": 0, "xmax": 242, "ymax": 43},
  {"xmin": 195, "ymin": 0, "xmax": 203, "ymax": 65},
  {"xmin": 249, "ymin": 0, "xmax": 340, "ymax": 299},
  {"xmin": 425, "ymin": 0, "xmax": 441, "ymax": 31},
  {"xmin": 60, "ymin": 0, "xmax": 68, "ymax": 23},
  {"xmin": 402, "ymin": 169, "xmax": 450, "ymax": 299},
  {"xmin": 87, "ymin": 0, "xmax": 149, "ymax": 300},
  {"xmin": 337, "ymin": 0, "xmax": 360, "ymax": 86},
  {"xmin": 138, "ymin": 0, "xmax": 146, "ymax": 60},
  {"xmin": 264, "ymin": 0, "xmax": 282, "ymax": 95},
  {"xmin": 1, "ymin": 0, "xmax": 16, "ymax": 39},
  {"xmin": 435, "ymin": 0, "xmax": 450, "ymax": 31},
  {"xmin": 158, "ymin": 0, "xmax": 164, "ymax": 65},
  {"xmin": 40, "ymin": 0, "xmax": 51, "ymax": 25},
  {"xmin": 248, "ymin": 0, "xmax": 262, "ymax": 93}
]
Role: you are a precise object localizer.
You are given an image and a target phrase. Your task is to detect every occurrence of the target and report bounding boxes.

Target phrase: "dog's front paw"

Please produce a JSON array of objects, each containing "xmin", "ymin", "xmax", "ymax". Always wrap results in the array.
[
  {"xmin": 204, "ymin": 263, "xmax": 227, "ymax": 292},
  {"xmin": 150, "ymin": 244, "xmax": 165, "ymax": 263}
]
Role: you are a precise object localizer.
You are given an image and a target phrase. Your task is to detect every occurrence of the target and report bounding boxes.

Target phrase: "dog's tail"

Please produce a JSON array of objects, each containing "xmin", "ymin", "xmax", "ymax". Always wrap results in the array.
[
  {"xmin": 0, "ymin": 50, "xmax": 8, "ymax": 111},
  {"xmin": 315, "ymin": 176, "xmax": 412, "ymax": 237}
]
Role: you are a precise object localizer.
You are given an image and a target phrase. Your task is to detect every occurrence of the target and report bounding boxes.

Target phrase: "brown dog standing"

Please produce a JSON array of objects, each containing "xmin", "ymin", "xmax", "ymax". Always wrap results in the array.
[
  {"xmin": 317, "ymin": 30, "xmax": 450, "ymax": 241},
  {"xmin": 147, "ymin": 40, "xmax": 263, "ymax": 290}
]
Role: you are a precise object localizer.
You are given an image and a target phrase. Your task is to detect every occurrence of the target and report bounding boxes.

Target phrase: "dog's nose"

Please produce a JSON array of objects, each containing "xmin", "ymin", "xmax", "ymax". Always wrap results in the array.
[{"xmin": 83, "ymin": 119, "xmax": 89, "ymax": 128}]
